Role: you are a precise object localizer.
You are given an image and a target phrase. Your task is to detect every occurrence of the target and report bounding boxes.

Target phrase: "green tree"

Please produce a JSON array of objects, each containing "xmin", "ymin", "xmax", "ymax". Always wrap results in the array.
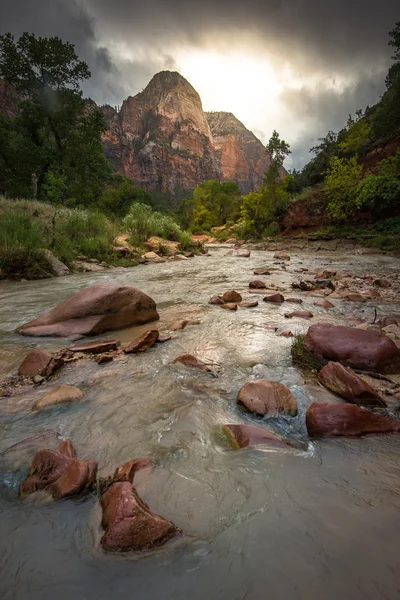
[
  {"xmin": 263, "ymin": 130, "xmax": 291, "ymax": 211},
  {"xmin": 338, "ymin": 113, "xmax": 371, "ymax": 156},
  {"xmin": 325, "ymin": 156, "xmax": 363, "ymax": 220},
  {"xmin": 0, "ymin": 32, "xmax": 111, "ymax": 204},
  {"xmin": 386, "ymin": 22, "xmax": 400, "ymax": 89},
  {"xmin": 193, "ymin": 180, "xmax": 241, "ymax": 229},
  {"xmin": 239, "ymin": 187, "xmax": 275, "ymax": 237}
]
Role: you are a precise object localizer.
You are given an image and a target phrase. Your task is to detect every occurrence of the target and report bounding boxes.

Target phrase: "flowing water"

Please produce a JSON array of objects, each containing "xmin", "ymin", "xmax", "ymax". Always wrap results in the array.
[{"xmin": 1, "ymin": 248, "xmax": 400, "ymax": 600}]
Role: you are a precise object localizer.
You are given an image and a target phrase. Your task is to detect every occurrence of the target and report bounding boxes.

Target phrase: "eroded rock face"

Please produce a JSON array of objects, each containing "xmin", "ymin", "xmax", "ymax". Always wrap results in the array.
[
  {"xmin": 123, "ymin": 330, "xmax": 159, "ymax": 354},
  {"xmin": 318, "ymin": 362, "xmax": 386, "ymax": 407},
  {"xmin": 32, "ymin": 385, "xmax": 84, "ymax": 411},
  {"xmin": 223, "ymin": 424, "xmax": 292, "ymax": 449},
  {"xmin": 20, "ymin": 440, "xmax": 97, "ymax": 500},
  {"xmin": 237, "ymin": 379, "xmax": 298, "ymax": 416},
  {"xmin": 19, "ymin": 284, "xmax": 159, "ymax": 337},
  {"xmin": 304, "ymin": 323, "xmax": 400, "ymax": 373},
  {"xmin": 100, "ymin": 482, "xmax": 179, "ymax": 552},
  {"xmin": 306, "ymin": 402, "xmax": 400, "ymax": 437}
]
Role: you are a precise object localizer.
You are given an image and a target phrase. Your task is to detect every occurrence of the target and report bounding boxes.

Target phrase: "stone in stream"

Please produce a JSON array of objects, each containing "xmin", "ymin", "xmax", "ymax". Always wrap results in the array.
[
  {"xmin": 273, "ymin": 251, "xmax": 290, "ymax": 260},
  {"xmin": 232, "ymin": 249, "xmax": 251, "ymax": 257},
  {"xmin": 32, "ymin": 384, "xmax": 84, "ymax": 411},
  {"xmin": 96, "ymin": 354, "xmax": 114, "ymax": 364},
  {"xmin": 304, "ymin": 323, "xmax": 400, "ymax": 373},
  {"xmin": 100, "ymin": 482, "xmax": 179, "ymax": 552},
  {"xmin": 279, "ymin": 330, "xmax": 294, "ymax": 338},
  {"xmin": 284, "ymin": 310, "xmax": 314, "ymax": 319},
  {"xmin": 19, "ymin": 284, "xmax": 159, "ymax": 337},
  {"xmin": 223, "ymin": 424, "xmax": 293, "ymax": 449},
  {"xmin": 123, "ymin": 330, "xmax": 159, "ymax": 354},
  {"xmin": 220, "ymin": 303, "xmax": 238, "ymax": 311},
  {"xmin": 170, "ymin": 320, "xmax": 188, "ymax": 331},
  {"xmin": 173, "ymin": 354, "xmax": 213, "ymax": 373},
  {"xmin": 374, "ymin": 279, "xmax": 392, "ymax": 288},
  {"xmin": 314, "ymin": 270, "xmax": 337, "ymax": 279},
  {"xmin": 249, "ymin": 280, "xmax": 266, "ymax": 289},
  {"xmin": 263, "ymin": 293, "xmax": 285, "ymax": 304},
  {"xmin": 20, "ymin": 439, "xmax": 97, "ymax": 500},
  {"xmin": 157, "ymin": 334, "xmax": 172, "ymax": 343},
  {"xmin": 18, "ymin": 349, "xmax": 53, "ymax": 377},
  {"xmin": 239, "ymin": 301, "xmax": 259, "ymax": 308},
  {"xmin": 286, "ymin": 298, "xmax": 303, "ymax": 304},
  {"xmin": 313, "ymin": 299, "xmax": 334, "ymax": 309},
  {"xmin": 68, "ymin": 340, "xmax": 120, "ymax": 354},
  {"xmin": 209, "ymin": 296, "xmax": 223, "ymax": 305},
  {"xmin": 306, "ymin": 402, "xmax": 400, "ymax": 437},
  {"xmin": 318, "ymin": 362, "xmax": 387, "ymax": 407},
  {"xmin": 222, "ymin": 290, "xmax": 242, "ymax": 303},
  {"xmin": 254, "ymin": 268, "xmax": 271, "ymax": 276},
  {"xmin": 142, "ymin": 251, "xmax": 166, "ymax": 263},
  {"xmin": 237, "ymin": 379, "xmax": 298, "ymax": 416},
  {"xmin": 113, "ymin": 458, "xmax": 154, "ymax": 484}
]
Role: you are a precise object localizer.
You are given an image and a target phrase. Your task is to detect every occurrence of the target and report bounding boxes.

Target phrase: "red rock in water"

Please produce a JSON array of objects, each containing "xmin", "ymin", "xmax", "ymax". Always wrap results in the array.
[
  {"xmin": 68, "ymin": 340, "xmax": 120, "ymax": 354},
  {"xmin": 173, "ymin": 354, "xmax": 213, "ymax": 373},
  {"xmin": 113, "ymin": 458, "xmax": 154, "ymax": 484},
  {"xmin": 346, "ymin": 293, "xmax": 364, "ymax": 302},
  {"xmin": 279, "ymin": 330, "xmax": 294, "ymax": 337},
  {"xmin": 318, "ymin": 362, "xmax": 386, "ymax": 406},
  {"xmin": 170, "ymin": 320, "xmax": 188, "ymax": 331},
  {"xmin": 286, "ymin": 298, "xmax": 303, "ymax": 304},
  {"xmin": 223, "ymin": 424, "xmax": 293, "ymax": 449},
  {"xmin": 314, "ymin": 299, "xmax": 334, "ymax": 309},
  {"xmin": 263, "ymin": 293, "xmax": 285, "ymax": 303},
  {"xmin": 19, "ymin": 284, "xmax": 159, "ymax": 337},
  {"xmin": 306, "ymin": 402, "xmax": 400, "ymax": 437},
  {"xmin": 239, "ymin": 301, "xmax": 259, "ymax": 308},
  {"xmin": 285, "ymin": 310, "xmax": 314, "ymax": 319},
  {"xmin": 20, "ymin": 443, "xmax": 97, "ymax": 500},
  {"xmin": 237, "ymin": 379, "xmax": 297, "ymax": 416},
  {"xmin": 304, "ymin": 323, "xmax": 400, "ymax": 373},
  {"xmin": 273, "ymin": 251, "xmax": 290, "ymax": 260},
  {"xmin": 157, "ymin": 334, "xmax": 172, "ymax": 343},
  {"xmin": 100, "ymin": 482, "xmax": 179, "ymax": 552},
  {"xmin": 123, "ymin": 330, "xmax": 159, "ymax": 354},
  {"xmin": 96, "ymin": 354, "xmax": 114, "ymax": 364},
  {"xmin": 222, "ymin": 290, "xmax": 242, "ymax": 303},
  {"xmin": 220, "ymin": 303, "xmax": 238, "ymax": 310},
  {"xmin": 254, "ymin": 269, "xmax": 271, "ymax": 275},
  {"xmin": 209, "ymin": 296, "xmax": 223, "ymax": 305},
  {"xmin": 249, "ymin": 280, "xmax": 266, "ymax": 289},
  {"xmin": 374, "ymin": 279, "xmax": 392, "ymax": 288},
  {"xmin": 18, "ymin": 349, "xmax": 53, "ymax": 377}
]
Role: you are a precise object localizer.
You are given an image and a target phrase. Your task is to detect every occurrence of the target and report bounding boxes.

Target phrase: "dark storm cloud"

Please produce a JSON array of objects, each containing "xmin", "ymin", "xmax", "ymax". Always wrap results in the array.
[{"xmin": 0, "ymin": 0, "xmax": 398, "ymax": 165}]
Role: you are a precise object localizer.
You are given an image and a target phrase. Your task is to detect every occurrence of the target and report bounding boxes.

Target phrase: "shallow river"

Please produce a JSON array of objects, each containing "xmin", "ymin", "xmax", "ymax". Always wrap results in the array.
[{"xmin": 1, "ymin": 248, "xmax": 400, "ymax": 600}]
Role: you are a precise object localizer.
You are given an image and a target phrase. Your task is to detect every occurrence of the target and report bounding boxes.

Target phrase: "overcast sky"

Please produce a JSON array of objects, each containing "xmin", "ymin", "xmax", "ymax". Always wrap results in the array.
[{"xmin": 0, "ymin": 0, "xmax": 398, "ymax": 168}]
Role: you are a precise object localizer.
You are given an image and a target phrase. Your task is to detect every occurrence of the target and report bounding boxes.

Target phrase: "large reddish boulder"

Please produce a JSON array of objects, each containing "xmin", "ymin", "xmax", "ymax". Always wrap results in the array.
[
  {"xmin": 306, "ymin": 402, "xmax": 400, "ymax": 437},
  {"xmin": 20, "ymin": 439, "xmax": 97, "ymax": 500},
  {"xmin": 223, "ymin": 424, "xmax": 293, "ymax": 449},
  {"xmin": 222, "ymin": 290, "xmax": 242, "ymax": 303},
  {"xmin": 100, "ymin": 482, "xmax": 179, "ymax": 552},
  {"xmin": 123, "ymin": 330, "xmax": 159, "ymax": 354},
  {"xmin": 237, "ymin": 379, "xmax": 297, "ymax": 416},
  {"xmin": 318, "ymin": 362, "xmax": 386, "ymax": 407},
  {"xmin": 19, "ymin": 284, "xmax": 159, "ymax": 337},
  {"xmin": 304, "ymin": 323, "xmax": 400, "ymax": 373}
]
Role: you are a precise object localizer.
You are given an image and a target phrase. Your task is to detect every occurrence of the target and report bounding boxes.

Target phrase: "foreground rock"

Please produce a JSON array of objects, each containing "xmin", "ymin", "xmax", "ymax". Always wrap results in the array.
[
  {"xmin": 100, "ymin": 482, "xmax": 179, "ymax": 552},
  {"xmin": 18, "ymin": 349, "xmax": 53, "ymax": 377},
  {"xmin": 68, "ymin": 340, "xmax": 120, "ymax": 354},
  {"xmin": 19, "ymin": 284, "xmax": 159, "ymax": 337},
  {"xmin": 223, "ymin": 424, "xmax": 293, "ymax": 449},
  {"xmin": 20, "ymin": 439, "xmax": 97, "ymax": 500},
  {"xmin": 123, "ymin": 330, "xmax": 159, "ymax": 354},
  {"xmin": 222, "ymin": 290, "xmax": 242, "ymax": 303},
  {"xmin": 318, "ymin": 362, "xmax": 386, "ymax": 407},
  {"xmin": 173, "ymin": 354, "xmax": 213, "ymax": 373},
  {"xmin": 32, "ymin": 385, "xmax": 84, "ymax": 411},
  {"xmin": 305, "ymin": 323, "xmax": 400, "ymax": 373},
  {"xmin": 306, "ymin": 402, "xmax": 400, "ymax": 437},
  {"xmin": 237, "ymin": 379, "xmax": 297, "ymax": 416}
]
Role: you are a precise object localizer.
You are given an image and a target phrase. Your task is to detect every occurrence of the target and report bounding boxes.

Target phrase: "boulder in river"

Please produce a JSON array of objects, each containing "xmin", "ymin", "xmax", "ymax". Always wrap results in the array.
[
  {"xmin": 273, "ymin": 251, "xmax": 290, "ymax": 260},
  {"xmin": 173, "ymin": 354, "xmax": 213, "ymax": 373},
  {"xmin": 32, "ymin": 384, "xmax": 84, "ymax": 411},
  {"xmin": 100, "ymin": 482, "xmax": 179, "ymax": 552},
  {"xmin": 123, "ymin": 330, "xmax": 159, "ymax": 354},
  {"xmin": 304, "ymin": 323, "xmax": 400, "ymax": 373},
  {"xmin": 306, "ymin": 402, "xmax": 400, "ymax": 437},
  {"xmin": 237, "ymin": 379, "xmax": 298, "ymax": 416},
  {"xmin": 263, "ymin": 293, "xmax": 285, "ymax": 303},
  {"xmin": 249, "ymin": 280, "xmax": 266, "ymax": 289},
  {"xmin": 18, "ymin": 349, "xmax": 53, "ymax": 377},
  {"xmin": 222, "ymin": 290, "xmax": 242, "ymax": 303},
  {"xmin": 318, "ymin": 362, "xmax": 386, "ymax": 407},
  {"xmin": 20, "ymin": 439, "xmax": 97, "ymax": 500},
  {"xmin": 19, "ymin": 284, "xmax": 159, "ymax": 337},
  {"xmin": 68, "ymin": 340, "xmax": 120, "ymax": 354},
  {"xmin": 223, "ymin": 423, "xmax": 293, "ymax": 449},
  {"xmin": 285, "ymin": 310, "xmax": 314, "ymax": 319}
]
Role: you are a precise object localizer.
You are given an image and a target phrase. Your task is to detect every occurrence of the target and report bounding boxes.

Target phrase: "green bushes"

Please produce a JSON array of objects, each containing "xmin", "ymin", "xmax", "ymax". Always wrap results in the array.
[{"xmin": 123, "ymin": 203, "xmax": 184, "ymax": 244}]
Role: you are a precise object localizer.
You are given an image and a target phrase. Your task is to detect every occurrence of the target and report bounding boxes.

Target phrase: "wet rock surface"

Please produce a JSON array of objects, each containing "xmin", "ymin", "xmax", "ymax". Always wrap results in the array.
[
  {"xmin": 237, "ymin": 379, "xmax": 298, "ymax": 416},
  {"xmin": 318, "ymin": 362, "xmax": 386, "ymax": 407},
  {"xmin": 223, "ymin": 424, "xmax": 293, "ymax": 449},
  {"xmin": 306, "ymin": 402, "xmax": 400, "ymax": 437},
  {"xmin": 123, "ymin": 330, "xmax": 159, "ymax": 354},
  {"xmin": 32, "ymin": 385, "xmax": 84, "ymax": 411}
]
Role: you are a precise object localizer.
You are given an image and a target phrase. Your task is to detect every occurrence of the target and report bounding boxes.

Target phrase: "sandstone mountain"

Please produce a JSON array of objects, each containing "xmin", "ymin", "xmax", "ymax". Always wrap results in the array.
[{"xmin": 100, "ymin": 71, "xmax": 278, "ymax": 195}]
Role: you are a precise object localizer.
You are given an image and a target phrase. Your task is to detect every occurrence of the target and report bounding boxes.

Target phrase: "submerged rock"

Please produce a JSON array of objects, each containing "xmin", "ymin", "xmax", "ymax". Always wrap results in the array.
[
  {"xmin": 306, "ymin": 402, "xmax": 400, "ymax": 437},
  {"xmin": 19, "ymin": 284, "xmax": 159, "ymax": 337},
  {"xmin": 68, "ymin": 340, "xmax": 120, "ymax": 354},
  {"xmin": 304, "ymin": 323, "xmax": 400, "ymax": 373},
  {"xmin": 100, "ymin": 482, "xmax": 179, "ymax": 552},
  {"xmin": 237, "ymin": 379, "xmax": 298, "ymax": 416},
  {"xmin": 32, "ymin": 385, "xmax": 84, "ymax": 411},
  {"xmin": 313, "ymin": 299, "xmax": 334, "ymax": 309},
  {"xmin": 170, "ymin": 320, "xmax": 188, "ymax": 331},
  {"xmin": 123, "ymin": 330, "xmax": 159, "ymax": 354},
  {"xmin": 20, "ymin": 440, "xmax": 97, "ymax": 500},
  {"xmin": 318, "ymin": 362, "xmax": 386, "ymax": 407},
  {"xmin": 285, "ymin": 310, "xmax": 314, "ymax": 319},
  {"xmin": 223, "ymin": 423, "xmax": 293, "ymax": 449},
  {"xmin": 113, "ymin": 458, "xmax": 154, "ymax": 484},
  {"xmin": 239, "ymin": 300, "xmax": 259, "ymax": 308},
  {"xmin": 222, "ymin": 290, "xmax": 242, "ymax": 303},
  {"xmin": 173, "ymin": 354, "xmax": 213, "ymax": 373}
]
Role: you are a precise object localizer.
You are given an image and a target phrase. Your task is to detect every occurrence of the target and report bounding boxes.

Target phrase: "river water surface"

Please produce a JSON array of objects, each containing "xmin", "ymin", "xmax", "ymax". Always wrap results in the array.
[{"xmin": 1, "ymin": 248, "xmax": 400, "ymax": 600}]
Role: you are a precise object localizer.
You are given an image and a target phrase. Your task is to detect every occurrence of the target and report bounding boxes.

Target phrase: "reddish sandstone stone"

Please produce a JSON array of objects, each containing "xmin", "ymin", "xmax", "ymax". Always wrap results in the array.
[
  {"xmin": 18, "ymin": 349, "xmax": 52, "ymax": 377},
  {"xmin": 173, "ymin": 354, "xmax": 213, "ymax": 373},
  {"xmin": 223, "ymin": 424, "xmax": 293, "ymax": 449},
  {"xmin": 123, "ymin": 330, "xmax": 159, "ymax": 354},
  {"xmin": 306, "ymin": 402, "xmax": 400, "ymax": 437},
  {"xmin": 318, "ymin": 362, "xmax": 386, "ymax": 407},
  {"xmin": 237, "ymin": 379, "xmax": 297, "ymax": 416},
  {"xmin": 222, "ymin": 290, "xmax": 242, "ymax": 303},
  {"xmin": 263, "ymin": 293, "xmax": 285, "ymax": 303}
]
